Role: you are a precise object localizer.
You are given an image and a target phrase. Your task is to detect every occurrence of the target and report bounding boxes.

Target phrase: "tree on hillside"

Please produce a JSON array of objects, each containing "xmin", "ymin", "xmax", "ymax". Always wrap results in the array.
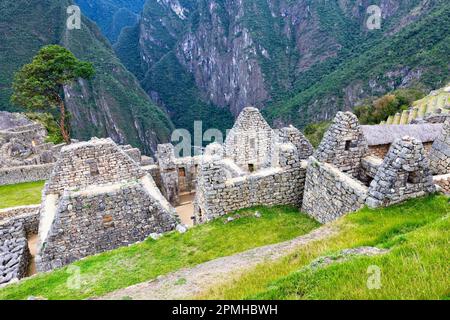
[{"xmin": 11, "ymin": 45, "xmax": 95, "ymax": 144}]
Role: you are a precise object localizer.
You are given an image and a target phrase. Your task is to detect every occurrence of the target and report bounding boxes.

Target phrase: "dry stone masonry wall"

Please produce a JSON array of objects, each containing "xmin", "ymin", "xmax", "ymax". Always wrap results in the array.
[
  {"xmin": 278, "ymin": 126, "xmax": 314, "ymax": 160},
  {"xmin": 301, "ymin": 157, "xmax": 368, "ymax": 223},
  {"xmin": 0, "ymin": 112, "xmax": 60, "ymax": 185},
  {"xmin": 315, "ymin": 112, "xmax": 368, "ymax": 178},
  {"xmin": 429, "ymin": 120, "xmax": 450, "ymax": 175},
  {"xmin": 0, "ymin": 206, "xmax": 39, "ymax": 285},
  {"xmin": 45, "ymin": 139, "xmax": 145, "ymax": 195},
  {"xmin": 224, "ymin": 107, "xmax": 275, "ymax": 172},
  {"xmin": 0, "ymin": 164, "xmax": 54, "ymax": 186},
  {"xmin": 37, "ymin": 181, "xmax": 176, "ymax": 271},
  {"xmin": 0, "ymin": 107, "xmax": 448, "ymax": 282},
  {"xmin": 302, "ymin": 112, "xmax": 440, "ymax": 223},
  {"xmin": 36, "ymin": 138, "xmax": 178, "ymax": 272},
  {"xmin": 194, "ymin": 111, "xmax": 310, "ymax": 223},
  {"xmin": 366, "ymin": 137, "xmax": 436, "ymax": 208}
]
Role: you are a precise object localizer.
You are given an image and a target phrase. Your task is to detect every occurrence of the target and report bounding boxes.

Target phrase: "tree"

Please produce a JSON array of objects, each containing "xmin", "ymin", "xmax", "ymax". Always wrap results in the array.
[{"xmin": 11, "ymin": 45, "xmax": 95, "ymax": 144}]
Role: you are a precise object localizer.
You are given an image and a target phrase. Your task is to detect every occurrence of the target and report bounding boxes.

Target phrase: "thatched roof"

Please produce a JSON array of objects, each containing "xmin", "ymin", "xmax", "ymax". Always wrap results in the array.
[{"xmin": 361, "ymin": 123, "xmax": 443, "ymax": 146}]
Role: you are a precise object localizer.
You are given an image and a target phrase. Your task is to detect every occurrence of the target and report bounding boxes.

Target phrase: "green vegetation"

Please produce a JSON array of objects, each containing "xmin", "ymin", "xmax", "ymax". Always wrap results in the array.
[
  {"xmin": 0, "ymin": 181, "xmax": 45, "ymax": 209},
  {"xmin": 303, "ymin": 121, "xmax": 331, "ymax": 148},
  {"xmin": 11, "ymin": 45, "xmax": 95, "ymax": 143},
  {"xmin": 354, "ymin": 88, "xmax": 426, "ymax": 124},
  {"xmin": 76, "ymin": 0, "xmax": 145, "ymax": 43},
  {"xmin": 264, "ymin": 2, "xmax": 450, "ymax": 128},
  {"xmin": 0, "ymin": 206, "xmax": 319, "ymax": 300},
  {"xmin": 144, "ymin": 52, "xmax": 234, "ymax": 136},
  {"xmin": 25, "ymin": 112, "xmax": 64, "ymax": 144},
  {"xmin": 0, "ymin": 0, "xmax": 174, "ymax": 155},
  {"xmin": 199, "ymin": 195, "xmax": 450, "ymax": 300}
]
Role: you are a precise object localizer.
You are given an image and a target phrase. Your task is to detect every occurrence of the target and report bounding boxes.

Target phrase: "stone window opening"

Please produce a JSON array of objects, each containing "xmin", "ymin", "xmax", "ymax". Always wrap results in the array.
[
  {"xmin": 248, "ymin": 163, "xmax": 255, "ymax": 173},
  {"xmin": 345, "ymin": 140, "xmax": 352, "ymax": 151},
  {"xmin": 406, "ymin": 172, "xmax": 419, "ymax": 185},
  {"xmin": 87, "ymin": 159, "xmax": 99, "ymax": 176}
]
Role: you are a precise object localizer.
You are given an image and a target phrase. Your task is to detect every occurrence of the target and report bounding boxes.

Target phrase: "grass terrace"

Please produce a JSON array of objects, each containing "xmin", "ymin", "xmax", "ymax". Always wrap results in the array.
[
  {"xmin": 199, "ymin": 195, "xmax": 450, "ymax": 300},
  {"xmin": 0, "ymin": 206, "xmax": 319, "ymax": 300},
  {"xmin": 0, "ymin": 181, "xmax": 45, "ymax": 209}
]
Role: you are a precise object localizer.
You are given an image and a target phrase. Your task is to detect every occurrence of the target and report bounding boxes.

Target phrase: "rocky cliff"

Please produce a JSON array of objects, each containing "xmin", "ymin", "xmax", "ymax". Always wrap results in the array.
[
  {"xmin": 0, "ymin": 0, "xmax": 173, "ymax": 155},
  {"xmin": 116, "ymin": 0, "xmax": 449, "ymax": 130}
]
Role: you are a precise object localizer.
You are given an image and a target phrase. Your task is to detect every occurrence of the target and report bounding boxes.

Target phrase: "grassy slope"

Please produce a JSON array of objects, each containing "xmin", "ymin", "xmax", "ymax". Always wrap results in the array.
[
  {"xmin": 0, "ymin": 206, "xmax": 319, "ymax": 300},
  {"xmin": 0, "ymin": 181, "xmax": 45, "ymax": 209},
  {"xmin": 199, "ymin": 195, "xmax": 449, "ymax": 300}
]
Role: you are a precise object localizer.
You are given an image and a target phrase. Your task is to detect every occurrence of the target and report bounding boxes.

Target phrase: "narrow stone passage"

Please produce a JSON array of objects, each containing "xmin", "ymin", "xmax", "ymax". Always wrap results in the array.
[
  {"xmin": 175, "ymin": 192, "xmax": 195, "ymax": 226},
  {"xmin": 26, "ymin": 234, "xmax": 38, "ymax": 277}
]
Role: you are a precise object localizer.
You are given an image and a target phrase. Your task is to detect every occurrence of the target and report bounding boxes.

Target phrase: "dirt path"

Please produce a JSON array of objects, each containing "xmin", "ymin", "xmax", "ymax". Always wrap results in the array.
[
  {"xmin": 99, "ymin": 225, "xmax": 336, "ymax": 300},
  {"xmin": 175, "ymin": 193, "xmax": 195, "ymax": 226},
  {"xmin": 27, "ymin": 234, "xmax": 38, "ymax": 277}
]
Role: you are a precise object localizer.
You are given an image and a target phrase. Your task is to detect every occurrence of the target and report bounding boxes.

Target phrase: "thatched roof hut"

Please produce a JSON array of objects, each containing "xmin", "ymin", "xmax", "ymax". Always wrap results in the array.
[{"xmin": 361, "ymin": 124, "xmax": 443, "ymax": 146}]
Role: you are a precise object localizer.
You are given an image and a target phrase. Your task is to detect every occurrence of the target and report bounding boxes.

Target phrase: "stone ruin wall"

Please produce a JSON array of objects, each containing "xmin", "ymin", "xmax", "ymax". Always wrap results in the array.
[
  {"xmin": 36, "ymin": 138, "xmax": 178, "ymax": 272},
  {"xmin": 277, "ymin": 126, "xmax": 314, "ymax": 160},
  {"xmin": 0, "ymin": 112, "xmax": 61, "ymax": 186},
  {"xmin": 302, "ymin": 112, "xmax": 439, "ymax": 223},
  {"xmin": 144, "ymin": 159, "xmax": 199, "ymax": 196},
  {"xmin": 0, "ymin": 163, "xmax": 54, "ymax": 186},
  {"xmin": 1, "ymin": 107, "xmax": 448, "ymax": 281},
  {"xmin": 0, "ymin": 206, "xmax": 40, "ymax": 285},
  {"xmin": 302, "ymin": 112, "xmax": 372, "ymax": 223},
  {"xmin": 301, "ymin": 157, "xmax": 369, "ymax": 224},
  {"xmin": 224, "ymin": 107, "xmax": 275, "ymax": 172},
  {"xmin": 195, "ymin": 143, "xmax": 307, "ymax": 223},
  {"xmin": 44, "ymin": 139, "xmax": 145, "ymax": 195},
  {"xmin": 37, "ymin": 182, "xmax": 177, "ymax": 271},
  {"xmin": 366, "ymin": 137, "xmax": 436, "ymax": 208},
  {"xmin": 156, "ymin": 144, "xmax": 180, "ymax": 205},
  {"xmin": 428, "ymin": 120, "xmax": 450, "ymax": 175},
  {"xmin": 368, "ymin": 142, "xmax": 433, "ymax": 159},
  {"xmin": 314, "ymin": 112, "xmax": 368, "ymax": 178}
]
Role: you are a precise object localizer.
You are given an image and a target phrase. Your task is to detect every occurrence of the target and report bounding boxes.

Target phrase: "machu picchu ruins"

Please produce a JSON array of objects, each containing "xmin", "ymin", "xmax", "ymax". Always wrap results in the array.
[{"xmin": 0, "ymin": 103, "xmax": 449, "ymax": 287}]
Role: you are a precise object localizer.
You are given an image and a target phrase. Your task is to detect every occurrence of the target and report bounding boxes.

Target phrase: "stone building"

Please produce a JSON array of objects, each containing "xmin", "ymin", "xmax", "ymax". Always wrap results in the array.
[
  {"xmin": 193, "ymin": 108, "xmax": 311, "ymax": 223},
  {"xmin": 1, "ymin": 107, "xmax": 449, "ymax": 283},
  {"xmin": 315, "ymin": 112, "xmax": 368, "ymax": 178},
  {"xmin": 0, "ymin": 112, "xmax": 60, "ymax": 185},
  {"xmin": 428, "ymin": 119, "xmax": 450, "ymax": 175},
  {"xmin": 36, "ymin": 138, "xmax": 178, "ymax": 272},
  {"xmin": 156, "ymin": 144, "xmax": 181, "ymax": 205},
  {"xmin": 0, "ymin": 205, "xmax": 39, "ymax": 285},
  {"xmin": 302, "ymin": 112, "xmax": 439, "ymax": 223},
  {"xmin": 224, "ymin": 107, "xmax": 275, "ymax": 172},
  {"xmin": 366, "ymin": 136, "xmax": 436, "ymax": 208},
  {"xmin": 361, "ymin": 123, "xmax": 443, "ymax": 159}
]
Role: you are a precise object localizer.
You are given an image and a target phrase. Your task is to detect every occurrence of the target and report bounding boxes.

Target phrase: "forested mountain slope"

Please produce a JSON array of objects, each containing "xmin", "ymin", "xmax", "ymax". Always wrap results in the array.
[
  {"xmin": 115, "ymin": 0, "xmax": 449, "ymax": 131},
  {"xmin": 75, "ymin": 0, "xmax": 146, "ymax": 43},
  {"xmin": 0, "ymin": 0, "xmax": 173, "ymax": 154}
]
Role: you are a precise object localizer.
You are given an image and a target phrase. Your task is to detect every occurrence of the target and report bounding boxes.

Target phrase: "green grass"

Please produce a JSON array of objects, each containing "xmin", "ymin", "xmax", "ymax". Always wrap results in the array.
[
  {"xmin": 0, "ymin": 206, "xmax": 319, "ymax": 300},
  {"xmin": 199, "ymin": 195, "xmax": 450, "ymax": 300},
  {"xmin": 0, "ymin": 181, "xmax": 45, "ymax": 209}
]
